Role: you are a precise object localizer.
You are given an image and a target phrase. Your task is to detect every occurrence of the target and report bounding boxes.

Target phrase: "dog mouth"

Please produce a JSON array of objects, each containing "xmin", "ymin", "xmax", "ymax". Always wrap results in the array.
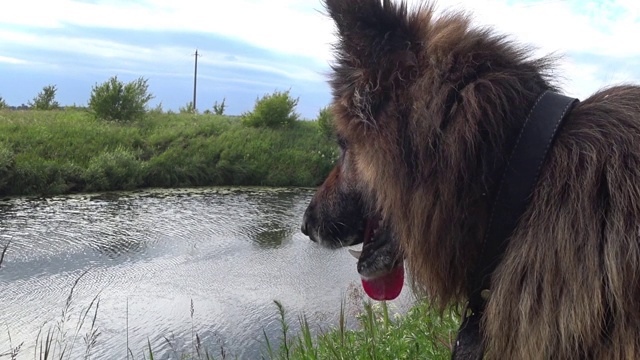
[{"xmin": 348, "ymin": 214, "xmax": 404, "ymax": 301}]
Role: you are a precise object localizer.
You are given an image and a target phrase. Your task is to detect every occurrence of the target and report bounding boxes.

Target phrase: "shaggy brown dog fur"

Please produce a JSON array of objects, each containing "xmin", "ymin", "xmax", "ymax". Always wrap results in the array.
[{"xmin": 301, "ymin": 0, "xmax": 640, "ymax": 358}]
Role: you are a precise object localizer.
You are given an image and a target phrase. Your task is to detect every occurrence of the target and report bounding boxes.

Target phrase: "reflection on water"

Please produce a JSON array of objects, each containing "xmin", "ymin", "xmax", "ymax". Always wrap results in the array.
[
  {"xmin": 0, "ymin": 187, "xmax": 413, "ymax": 359},
  {"xmin": 240, "ymin": 189, "xmax": 300, "ymax": 249}
]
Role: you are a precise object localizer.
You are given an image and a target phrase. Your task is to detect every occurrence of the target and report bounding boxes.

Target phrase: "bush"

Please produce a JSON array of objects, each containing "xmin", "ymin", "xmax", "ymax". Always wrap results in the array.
[
  {"xmin": 29, "ymin": 85, "xmax": 60, "ymax": 110},
  {"xmin": 0, "ymin": 96, "xmax": 7, "ymax": 109},
  {"xmin": 84, "ymin": 147, "xmax": 144, "ymax": 191},
  {"xmin": 317, "ymin": 106, "xmax": 336, "ymax": 139},
  {"xmin": 89, "ymin": 76, "xmax": 153, "ymax": 122},
  {"xmin": 241, "ymin": 90, "xmax": 299, "ymax": 128}
]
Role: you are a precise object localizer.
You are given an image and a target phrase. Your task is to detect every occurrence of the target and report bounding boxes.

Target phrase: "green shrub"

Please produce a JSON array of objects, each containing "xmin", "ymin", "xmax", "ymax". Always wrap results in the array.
[
  {"xmin": 242, "ymin": 90, "xmax": 299, "ymax": 128},
  {"xmin": 89, "ymin": 76, "xmax": 153, "ymax": 122},
  {"xmin": 317, "ymin": 106, "xmax": 336, "ymax": 139},
  {"xmin": 28, "ymin": 85, "xmax": 60, "ymax": 110},
  {"xmin": 84, "ymin": 147, "xmax": 144, "ymax": 191},
  {"xmin": 0, "ymin": 96, "xmax": 7, "ymax": 109}
]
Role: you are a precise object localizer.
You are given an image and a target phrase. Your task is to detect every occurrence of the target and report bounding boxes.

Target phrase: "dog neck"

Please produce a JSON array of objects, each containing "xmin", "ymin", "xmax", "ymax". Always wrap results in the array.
[{"xmin": 452, "ymin": 91, "xmax": 579, "ymax": 359}]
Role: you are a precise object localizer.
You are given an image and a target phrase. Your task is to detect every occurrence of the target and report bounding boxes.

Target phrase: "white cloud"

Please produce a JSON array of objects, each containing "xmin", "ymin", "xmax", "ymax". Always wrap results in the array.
[
  {"xmin": 417, "ymin": 0, "xmax": 640, "ymax": 59},
  {"xmin": 0, "ymin": 28, "xmax": 322, "ymax": 82},
  {"xmin": 0, "ymin": 29, "xmax": 154, "ymax": 61},
  {"xmin": 0, "ymin": 55, "xmax": 28, "ymax": 65},
  {"xmin": 194, "ymin": 51, "xmax": 325, "ymax": 82},
  {"xmin": 405, "ymin": 0, "xmax": 640, "ymax": 97},
  {"xmin": 0, "ymin": 0, "xmax": 335, "ymax": 61}
]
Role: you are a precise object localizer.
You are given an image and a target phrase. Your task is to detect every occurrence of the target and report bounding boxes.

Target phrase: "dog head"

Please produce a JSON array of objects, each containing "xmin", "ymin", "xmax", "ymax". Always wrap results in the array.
[
  {"xmin": 303, "ymin": 0, "xmax": 556, "ymax": 306},
  {"xmin": 300, "ymin": 0, "xmax": 428, "ymax": 301},
  {"xmin": 301, "ymin": 138, "xmax": 405, "ymax": 301}
]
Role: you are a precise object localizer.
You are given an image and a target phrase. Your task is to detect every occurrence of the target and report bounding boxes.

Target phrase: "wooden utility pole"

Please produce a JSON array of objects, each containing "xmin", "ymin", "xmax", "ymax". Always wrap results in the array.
[{"xmin": 193, "ymin": 49, "xmax": 201, "ymax": 111}]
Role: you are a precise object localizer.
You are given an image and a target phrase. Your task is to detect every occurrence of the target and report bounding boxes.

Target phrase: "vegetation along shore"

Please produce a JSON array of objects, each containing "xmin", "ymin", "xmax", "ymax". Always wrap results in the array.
[{"xmin": 0, "ymin": 80, "xmax": 338, "ymax": 197}]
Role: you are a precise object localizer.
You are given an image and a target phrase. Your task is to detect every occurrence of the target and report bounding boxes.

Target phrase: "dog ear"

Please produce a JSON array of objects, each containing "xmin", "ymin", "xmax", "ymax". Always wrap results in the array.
[{"xmin": 325, "ymin": 0, "xmax": 424, "ymax": 123}]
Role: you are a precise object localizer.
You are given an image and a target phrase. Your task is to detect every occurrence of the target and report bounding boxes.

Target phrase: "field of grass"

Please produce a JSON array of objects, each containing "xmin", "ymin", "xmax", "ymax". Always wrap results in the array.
[{"xmin": 0, "ymin": 109, "xmax": 338, "ymax": 197}]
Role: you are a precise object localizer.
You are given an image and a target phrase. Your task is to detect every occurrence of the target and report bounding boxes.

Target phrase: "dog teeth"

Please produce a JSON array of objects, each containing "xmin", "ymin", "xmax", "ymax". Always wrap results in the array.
[{"xmin": 348, "ymin": 249, "xmax": 362, "ymax": 259}]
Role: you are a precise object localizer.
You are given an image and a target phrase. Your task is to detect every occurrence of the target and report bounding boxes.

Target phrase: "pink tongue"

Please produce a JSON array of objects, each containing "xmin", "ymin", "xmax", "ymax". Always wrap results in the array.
[{"xmin": 361, "ymin": 264, "xmax": 404, "ymax": 301}]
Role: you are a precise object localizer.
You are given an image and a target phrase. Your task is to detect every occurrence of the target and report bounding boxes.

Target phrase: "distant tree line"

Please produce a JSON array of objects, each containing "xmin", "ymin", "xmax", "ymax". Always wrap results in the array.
[{"xmin": 0, "ymin": 76, "xmax": 336, "ymax": 131}]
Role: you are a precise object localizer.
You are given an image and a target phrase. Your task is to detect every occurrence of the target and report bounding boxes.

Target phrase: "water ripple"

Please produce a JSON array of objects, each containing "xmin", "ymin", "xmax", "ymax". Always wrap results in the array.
[{"xmin": 0, "ymin": 187, "xmax": 413, "ymax": 359}]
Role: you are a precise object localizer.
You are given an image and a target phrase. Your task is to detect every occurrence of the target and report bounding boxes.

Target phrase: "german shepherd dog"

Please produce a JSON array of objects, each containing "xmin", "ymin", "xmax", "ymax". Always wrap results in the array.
[{"xmin": 301, "ymin": 0, "xmax": 640, "ymax": 358}]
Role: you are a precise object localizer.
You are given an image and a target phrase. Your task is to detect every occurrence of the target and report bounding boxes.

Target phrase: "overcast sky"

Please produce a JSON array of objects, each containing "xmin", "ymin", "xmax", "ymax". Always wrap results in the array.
[{"xmin": 1, "ymin": 0, "xmax": 639, "ymax": 118}]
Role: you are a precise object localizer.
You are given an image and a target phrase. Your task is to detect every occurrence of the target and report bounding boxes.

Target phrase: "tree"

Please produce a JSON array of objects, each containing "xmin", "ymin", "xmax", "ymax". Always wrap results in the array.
[
  {"xmin": 89, "ymin": 76, "xmax": 154, "ymax": 122},
  {"xmin": 213, "ymin": 98, "xmax": 226, "ymax": 115},
  {"xmin": 0, "ymin": 96, "xmax": 7, "ymax": 109},
  {"xmin": 241, "ymin": 90, "xmax": 299, "ymax": 128},
  {"xmin": 28, "ymin": 85, "xmax": 60, "ymax": 110}
]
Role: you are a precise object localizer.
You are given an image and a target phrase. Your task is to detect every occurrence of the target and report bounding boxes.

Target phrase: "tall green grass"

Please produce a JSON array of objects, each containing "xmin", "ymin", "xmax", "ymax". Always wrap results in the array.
[
  {"xmin": 265, "ymin": 299, "xmax": 458, "ymax": 360},
  {"xmin": 0, "ymin": 110, "xmax": 337, "ymax": 196}
]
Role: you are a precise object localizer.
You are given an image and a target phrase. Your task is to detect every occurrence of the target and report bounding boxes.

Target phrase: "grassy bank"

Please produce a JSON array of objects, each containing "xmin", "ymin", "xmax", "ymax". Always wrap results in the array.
[
  {"xmin": 0, "ymin": 109, "xmax": 337, "ymax": 197},
  {"xmin": 266, "ymin": 300, "xmax": 458, "ymax": 360}
]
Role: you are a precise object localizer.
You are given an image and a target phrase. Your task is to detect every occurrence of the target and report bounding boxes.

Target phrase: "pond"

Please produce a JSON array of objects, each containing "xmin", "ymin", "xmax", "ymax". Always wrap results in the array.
[{"xmin": 0, "ymin": 187, "xmax": 413, "ymax": 359}]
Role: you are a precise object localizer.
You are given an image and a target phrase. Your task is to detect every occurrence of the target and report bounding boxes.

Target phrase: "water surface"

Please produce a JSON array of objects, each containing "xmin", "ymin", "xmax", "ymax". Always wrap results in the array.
[{"xmin": 0, "ymin": 187, "xmax": 412, "ymax": 359}]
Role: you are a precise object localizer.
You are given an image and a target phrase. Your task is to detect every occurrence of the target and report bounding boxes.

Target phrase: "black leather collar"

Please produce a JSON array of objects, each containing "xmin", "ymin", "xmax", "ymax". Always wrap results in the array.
[{"xmin": 452, "ymin": 91, "xmax": 579, "ymax": 359}]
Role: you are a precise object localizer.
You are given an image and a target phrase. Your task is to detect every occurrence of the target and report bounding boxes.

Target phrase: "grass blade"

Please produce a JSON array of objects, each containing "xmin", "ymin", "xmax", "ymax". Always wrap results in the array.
[
  {"xmin": 147, "ymin": 338, "xmax": 154, "ymax": 360},
  {"xmin": 0, "ymin": 240, "xmax": 10, "ymax": 269}
]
